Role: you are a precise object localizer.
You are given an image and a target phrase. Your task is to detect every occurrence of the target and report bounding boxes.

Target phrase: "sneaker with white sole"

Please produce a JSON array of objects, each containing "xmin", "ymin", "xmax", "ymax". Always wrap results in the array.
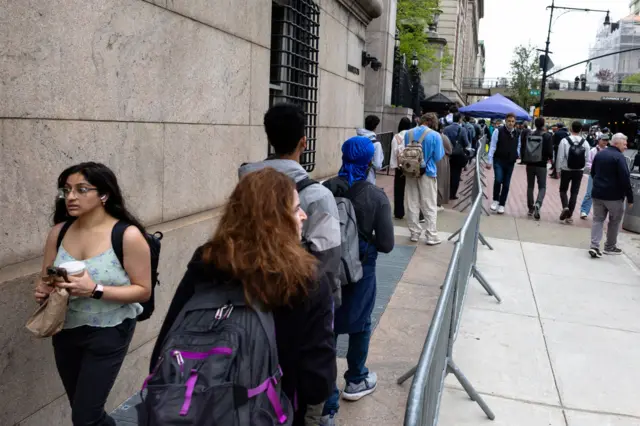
[
  {"xmin": 342, "ymin": 372, "xmax": 377, "ymax": 401},
  {"xmin": 490, "ymin": 201, "xmax": 499, "ymax": 211},
  {"xmin": 580, "ymin": 212, "xmax": 588, "ymax": 219},
  {"xmin": 533, "ymin": 203, "xmax": 541, "ymax": 221},
  {"xmin": 437, "ymin": 205, "xmax": 445, "ymax": 212},
  {"xmin": 410, "ymin": 235, "xmax": 419, "ymax": 243},
  {"xmin": 604, "ymin": 247, "xmax": 623, "ymax": 255},
  {"xmin": 589, "ymin": 248, "xmax": 603, "ymax": 258},
  {"xmin": 559, "ymin": 208, "xmax": 570, "ymax": 221},
  {"xmin": 497, "ymin": 205, "xmax": 505, "ymax": 214},
  {"xmin": 426, "ymin": 238, "xmax": 442, "ymax": 246},
  {"xmin": 320, "ymin": 413, "xmax": 338, "ymax": 426}
]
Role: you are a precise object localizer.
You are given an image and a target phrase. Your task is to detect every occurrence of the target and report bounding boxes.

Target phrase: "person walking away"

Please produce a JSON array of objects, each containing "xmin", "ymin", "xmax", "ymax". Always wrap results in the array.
[
  {"xmin": 521, "ymin": 117, "xmax": 554, "ymax": 220},
  {"xmin": 444, "ymin": 113, "xmax": 470, "ymax": 200},
  {"xmin": 34, "ymin": 162, "xmax": 152, "ymax": 426},
  {"xmin": 463, "ymin": 116, "xmax": 477, "ymax": 163},
  {"xmin": 150, "ymin": 168, "xmax": 336, "ymax": 425},
  {"xmin": 322, "ymin": 137, "xmax": 394, "ymax": 422},
  {"xmin": 390, "ymin": 117, "xmax": 413, "ymax": 219},
  {"xmin": 402, "ymin": 113, "xmax": 446, "ymax": 244},
  {"xmin": 580, "ymin": 134, "xmax": 610, "ymax": 219},
  {"xmin": 356, "ymin": 115, "xmax": 384, "ymax": 184},
  {"xmin": 589, "ymin": 133, "xmax": 633, "ymax": 257},
  {"xmin": 486, "ymin": 113, "xmax": 520, "ymax": 214},
  {"xmin": 550, "ymin": 123, "xmax": 569, "ymax": 179},
  {"xmin": 556, "ymin": 120, "xmax": 591, "ymax": 224},
  {"xmin": 238, "ymin": 104, "xmax": 341, "ymax": 424},
  {"xmin": 437, "ymin": 119, "xmax": 453, "ymax": 209}
]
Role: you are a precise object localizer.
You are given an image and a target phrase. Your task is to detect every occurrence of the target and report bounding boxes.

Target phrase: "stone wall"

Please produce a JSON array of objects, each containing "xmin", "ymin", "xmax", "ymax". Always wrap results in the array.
[{"xmin": 0, "ymin": 0, "xmax": 377, "ymax": 424}]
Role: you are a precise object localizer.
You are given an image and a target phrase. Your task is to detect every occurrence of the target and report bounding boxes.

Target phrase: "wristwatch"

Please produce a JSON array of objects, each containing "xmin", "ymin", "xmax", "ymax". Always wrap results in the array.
[{"xmin": 91, "ymin": 284, "xmax": 104, "ymax": 300}]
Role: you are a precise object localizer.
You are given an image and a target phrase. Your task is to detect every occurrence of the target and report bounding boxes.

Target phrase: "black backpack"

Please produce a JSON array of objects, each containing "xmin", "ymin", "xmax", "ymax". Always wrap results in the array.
[
  {"xmin": 566, "ymin": 137, "xmax": 587, "ymax": 170},
  {"xmin": 523, "ymin": 131, "xmax": 544, "ymax": 164},
  {"xmin": 56, "ymin": 220, "xmax": 163, "ymax": 322},
  {"xmin": 139, "ymin": 284, "xmax": 292, "ymax": 425}
]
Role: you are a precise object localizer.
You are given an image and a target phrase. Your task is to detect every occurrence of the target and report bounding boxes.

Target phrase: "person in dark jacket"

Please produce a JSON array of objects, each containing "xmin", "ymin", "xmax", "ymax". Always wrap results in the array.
[
  {"xmin": 589, "ymin": 133, "xmax": 634, "ymax": 258},
  {"xmin": 150, "ymin": 168, "xmax": 336, "ymax": 425},
  {"xmin": 550, "ymin": 123, "xmax": 569, "ymax": 178},
  {"xmin": 443, "ymin": 113, "xmax": 470, "ymax": 200},
  {"xmin": 321, "ymin": 136, "xmax": 394, "ymax": 424},
  {"xmin": 520, "ymin": 117, "xmax": 554, "ymax": 220},
  {"xmin": 486, "ymin": 112, "xmax": 520, "ymax": 214}
]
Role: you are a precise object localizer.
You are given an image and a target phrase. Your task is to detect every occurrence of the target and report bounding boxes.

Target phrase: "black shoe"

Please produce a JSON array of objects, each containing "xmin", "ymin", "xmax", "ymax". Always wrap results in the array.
[
  {"xmin": 604, "ymin": 247, "xmax": 623, "ymax": 255},
  {"xmin": 527, "ymin": 209, "xmax": 534, "ymax": 217},
  {"xmin": 589, "ymin": 248, "xmax": 603, "ymax": 258},
  {"xmin": 559, "ymin": 208, "xmax": 570, "ymax": 221},
  {"xmin": 533, "ymin": 203, "xmax": 541, "ymax": 220}
]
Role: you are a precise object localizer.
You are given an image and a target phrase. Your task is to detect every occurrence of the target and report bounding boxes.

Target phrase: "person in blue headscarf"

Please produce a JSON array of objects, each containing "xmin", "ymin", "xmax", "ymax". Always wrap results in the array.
[{"xmin": 321, "ymin": 136, "xmax": 395, "ymax": 423}]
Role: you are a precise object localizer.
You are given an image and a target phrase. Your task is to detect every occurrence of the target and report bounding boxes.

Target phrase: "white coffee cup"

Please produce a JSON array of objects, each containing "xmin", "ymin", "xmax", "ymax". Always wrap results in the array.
[{"xmin": 59, "ymin": 261, "xmax": 87, "ymax": 277}]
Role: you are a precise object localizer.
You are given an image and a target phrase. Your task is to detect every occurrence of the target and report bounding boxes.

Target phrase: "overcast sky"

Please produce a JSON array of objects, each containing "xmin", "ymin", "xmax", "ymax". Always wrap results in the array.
[{"xmin": 479, "ymin": 0, "xmax": 632, "ymax": 81}]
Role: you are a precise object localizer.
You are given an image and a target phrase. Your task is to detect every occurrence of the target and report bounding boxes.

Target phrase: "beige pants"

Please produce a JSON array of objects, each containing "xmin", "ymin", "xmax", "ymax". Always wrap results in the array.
[{"xmin": 406, "ymin": 175, "xmax": 438, "ymax": 241}]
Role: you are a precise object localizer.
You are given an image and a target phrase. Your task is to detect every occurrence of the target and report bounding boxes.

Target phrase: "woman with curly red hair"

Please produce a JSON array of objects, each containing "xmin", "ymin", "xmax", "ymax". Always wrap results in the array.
[{"xmin": 150, "ymin": 168, "xmax": 336, "ymax": 425}]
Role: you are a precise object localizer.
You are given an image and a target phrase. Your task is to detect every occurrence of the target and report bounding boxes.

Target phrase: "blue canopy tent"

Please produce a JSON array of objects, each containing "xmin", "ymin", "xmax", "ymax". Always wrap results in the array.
[{"xmin": 459, "ymin": 93, "xmax": 532, "ymax": 121}]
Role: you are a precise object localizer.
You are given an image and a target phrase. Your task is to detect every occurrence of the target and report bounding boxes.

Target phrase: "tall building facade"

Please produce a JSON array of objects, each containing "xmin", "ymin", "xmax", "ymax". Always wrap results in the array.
[
  {"xmin": 589, "ymin": 14, "xmax": 640, "ymax": 82},
  {"xmin": 0, "ymin": 1, "xmax": 384, "ymax": 424},
  {"xmin": 439, "ymin": 0, "xmax": 484, "ymax": 105}
]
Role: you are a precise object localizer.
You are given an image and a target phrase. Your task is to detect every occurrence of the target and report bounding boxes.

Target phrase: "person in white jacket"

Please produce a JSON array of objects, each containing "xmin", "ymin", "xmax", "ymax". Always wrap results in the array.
[
  {"xmin": 556, "ymin": 121, "xmax": 591, "ymax": 224},
  {"xmin": 356, "ymin": 115, "xmax": 384, "ymax": 184}
]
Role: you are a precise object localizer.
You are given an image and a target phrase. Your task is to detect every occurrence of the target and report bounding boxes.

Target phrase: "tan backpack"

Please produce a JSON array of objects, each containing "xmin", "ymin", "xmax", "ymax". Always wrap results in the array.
[{"xmin": 398, "ymin": 128, "xmax": 430, "ymax": 178}]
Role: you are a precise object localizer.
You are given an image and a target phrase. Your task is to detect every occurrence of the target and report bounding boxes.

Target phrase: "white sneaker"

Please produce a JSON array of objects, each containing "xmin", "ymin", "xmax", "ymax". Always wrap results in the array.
[
  {"xmin": 490, "ymin": 201, "xmax": 499, "ymax": 211},
  {"xmin": 497, "ymin": 205, "xmax": 505, "ymax": 214},
  {"xmin": 410, "ymin": 235, "xmax": 419, "ymax": 243},
  {"xmin": 437, "ymin": 206, "xmax": 445, "ymax": 212},
  {"xmin": 580, "ymin": 212, "xmax": 588, "ymax": 219},
  {"xmin": 426, "ymin": 238, "xmax": 442, "ymax": 246}
]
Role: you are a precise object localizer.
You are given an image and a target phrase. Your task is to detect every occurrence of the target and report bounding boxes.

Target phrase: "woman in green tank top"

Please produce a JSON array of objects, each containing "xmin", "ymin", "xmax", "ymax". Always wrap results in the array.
[{"xmin": 34, "ymin": 162, "xmax": 151, "ymax": 426}]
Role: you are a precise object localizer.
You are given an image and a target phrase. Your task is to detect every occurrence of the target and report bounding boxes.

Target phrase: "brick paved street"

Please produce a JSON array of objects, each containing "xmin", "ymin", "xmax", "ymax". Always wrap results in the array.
[{"xmin": 377, "ymin": 163, "xmax": 594, "ymax": 229}]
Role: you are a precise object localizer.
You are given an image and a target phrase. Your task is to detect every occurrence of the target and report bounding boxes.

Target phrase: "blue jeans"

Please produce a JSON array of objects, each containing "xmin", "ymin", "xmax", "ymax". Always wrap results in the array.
[
  {"xmin": 581, "ymin": 175, "xmax": 593, "ymax": 215},
  {"xmin": 322, "ymin": 320, "xmax": 372, "ymax": 415},
  {"xmin": 493, "ymin": 160, "xmax": 515, "ymax": 206}
]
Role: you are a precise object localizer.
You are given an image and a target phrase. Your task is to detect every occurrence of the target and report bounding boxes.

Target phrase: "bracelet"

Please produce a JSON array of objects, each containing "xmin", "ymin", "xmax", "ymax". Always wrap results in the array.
[{"xmin": 91, "ymin": 283, "xmax": 98, "ymax": 297}]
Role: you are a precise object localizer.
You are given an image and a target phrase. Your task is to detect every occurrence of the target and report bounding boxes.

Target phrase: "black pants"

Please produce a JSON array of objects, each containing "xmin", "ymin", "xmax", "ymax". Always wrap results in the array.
[
  {"xmin": 526, "ymin": 165, "xmax": 547, "ymax": 210},
  {"xmin": 559, "ymin": 170, "xmax": 583, "ymax": 217},
  {"xmin": 394, "ymin": 169, "xmax": 406, "ymax": 219},
  {"xmin": 52, "ymin": 318, "xmax": 136, "ymax": 426},
  {"xmin": 450, "ymin": 156, "xmax": 466, "ymax": 199},
  {"xmin": 551, "ymin": 145, "xmax": 559, "ymax": 174}
]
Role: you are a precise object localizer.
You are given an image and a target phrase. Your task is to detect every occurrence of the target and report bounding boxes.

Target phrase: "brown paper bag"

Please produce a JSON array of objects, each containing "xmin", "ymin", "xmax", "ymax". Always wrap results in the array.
[{"xmin": 25, "ymin": 287, "xmax": 69, "ymax": 338}]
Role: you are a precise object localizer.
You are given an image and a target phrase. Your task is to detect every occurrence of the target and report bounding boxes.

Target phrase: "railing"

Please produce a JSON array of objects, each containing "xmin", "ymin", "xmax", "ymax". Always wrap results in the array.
[
  {"xmin": 377, "ymin": 131, "xmax": 395, "ymax": 175},
  {"xmin": 398, "ymin": 138, "xmax": 501, "ymax": 425},
  {"xmin": 462, "ymin": 77, "xmax": 640, "ymax": 94}
]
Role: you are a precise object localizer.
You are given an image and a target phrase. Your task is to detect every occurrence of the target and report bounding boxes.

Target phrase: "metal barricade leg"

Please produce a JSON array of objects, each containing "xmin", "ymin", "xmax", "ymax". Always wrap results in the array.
[
  {"xmin": 472, "ymin": 265, "xmax": 502, "ymax": 303},
  {"xmin": 478, "ymin": 232, "xmax": 493, "ymax": 250},
  {"xmin": 447, "ymin": 359, "xmax": 496, "ymax": 420},
  {"xmin": 396, "ymin": 365, "xmax": 417, "ymax": 385}
]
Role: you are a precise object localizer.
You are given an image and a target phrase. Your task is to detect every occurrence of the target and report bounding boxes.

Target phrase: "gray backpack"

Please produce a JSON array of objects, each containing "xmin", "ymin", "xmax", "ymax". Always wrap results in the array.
[
  {"xmin": 323, "ymin": 178, "xmax": 370, "ymax": 286},
  {"xmin": 139, "ymin": 284, "xmax": 292, "ymax": 426},
  {"xmin": 523, "ymin": 131, "xmax": 544, "ymax": 163}
]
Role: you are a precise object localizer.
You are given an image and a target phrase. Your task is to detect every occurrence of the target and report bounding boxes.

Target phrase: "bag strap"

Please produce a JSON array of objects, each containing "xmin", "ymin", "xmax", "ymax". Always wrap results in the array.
[
  {"xmin": 111, "ymin": 221, "xmax": 131, "ymax": 268},
  {"xmin": 296, "ymin": 177, "xmax": 318, "ymax": 193},
  {"xmin": 56, "ymin": 219, "xmax": 76, "ymax": 251},
  {"xmin": 417, "ymin": 128, "xmax": 430, "ymax": 144}
]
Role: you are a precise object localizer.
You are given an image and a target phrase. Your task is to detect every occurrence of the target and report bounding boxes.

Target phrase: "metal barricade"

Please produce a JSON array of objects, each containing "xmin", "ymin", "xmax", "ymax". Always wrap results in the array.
[
  {"xmin": 398, "ymin": 138, "xmax": 500, "ymax": 425},
  {"xmin": 376, "ymin": 131, "xmax": 394, "ymax": 175}
]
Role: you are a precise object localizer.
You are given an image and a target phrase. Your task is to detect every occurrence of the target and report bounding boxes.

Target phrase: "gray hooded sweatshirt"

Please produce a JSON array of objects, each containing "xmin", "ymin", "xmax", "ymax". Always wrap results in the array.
[
  {"xmin": 238, "ymin": 159, "xmax": 342, "ymax": 306},
  {"xmin": 356, "ymin": 128, "xmax": 384, "ymax": 184}
]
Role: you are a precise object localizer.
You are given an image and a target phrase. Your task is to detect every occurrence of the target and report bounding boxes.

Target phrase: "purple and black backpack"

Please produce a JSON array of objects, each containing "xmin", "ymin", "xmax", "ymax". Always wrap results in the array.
[{"xmin": 139, "ymin": 283, "xmax": 292, "ymax": 425}]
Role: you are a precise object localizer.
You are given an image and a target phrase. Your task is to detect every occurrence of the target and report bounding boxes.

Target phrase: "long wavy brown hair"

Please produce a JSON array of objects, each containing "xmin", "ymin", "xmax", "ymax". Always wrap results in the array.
[{"xmin": 202, "ymin": 168, "xmax": 317, "ymax": 309}]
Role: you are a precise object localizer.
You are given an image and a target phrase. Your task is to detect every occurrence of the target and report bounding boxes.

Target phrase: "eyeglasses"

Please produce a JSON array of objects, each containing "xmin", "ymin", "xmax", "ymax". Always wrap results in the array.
[{"xmin": 57, "ymin": 186, "xmax": 99, "ymax": 199}]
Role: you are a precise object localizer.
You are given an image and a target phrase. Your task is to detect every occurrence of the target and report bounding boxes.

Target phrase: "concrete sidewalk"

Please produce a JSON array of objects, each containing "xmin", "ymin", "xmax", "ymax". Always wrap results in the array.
[{"xmin": 336, "ymin": 220, "xmax": 640, "ymax": 425}]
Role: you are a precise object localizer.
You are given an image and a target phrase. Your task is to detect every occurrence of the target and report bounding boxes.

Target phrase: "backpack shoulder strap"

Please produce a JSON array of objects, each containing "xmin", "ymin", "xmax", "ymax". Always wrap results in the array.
[
  {"xmin": 417, "ymin": 128, "xmax": 430, "ymax": 144},
  {"xmin": 56, "ymin": 219, "xmax": 76, "ymax": 251},
  {"xmin": 296, "ymin": 177, "xmax": 318, "ymax": 193},
  {"xmin": 111, "ymin": 221, "xmax": 131, "ymax": 267}
]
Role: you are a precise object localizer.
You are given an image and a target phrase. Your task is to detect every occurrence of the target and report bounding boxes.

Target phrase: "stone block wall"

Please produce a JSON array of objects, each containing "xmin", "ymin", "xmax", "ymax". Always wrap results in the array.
[{"xmin": 0, "ymin": 0, "xmax": 379, "ymax": 424}]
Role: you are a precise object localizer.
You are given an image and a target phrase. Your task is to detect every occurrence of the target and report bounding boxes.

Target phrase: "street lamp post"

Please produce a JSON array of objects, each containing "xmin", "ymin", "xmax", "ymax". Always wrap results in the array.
[
  {"xmin": 539, "ymin": 1, "xmax": 610, "ymax": 114},
  {"xmin": 391, "ymin": 30, "xmax": 402, "ymax": 106},
  {"xmin": 411, "ymin": 52, "xmax": 420, "ymax": 116}
]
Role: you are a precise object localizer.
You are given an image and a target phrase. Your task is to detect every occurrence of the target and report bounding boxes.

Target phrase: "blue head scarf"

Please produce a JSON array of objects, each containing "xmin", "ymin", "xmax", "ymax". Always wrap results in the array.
[{"xmin": 338, "ymin": 136, "xmax": 375, "ymax": 186}]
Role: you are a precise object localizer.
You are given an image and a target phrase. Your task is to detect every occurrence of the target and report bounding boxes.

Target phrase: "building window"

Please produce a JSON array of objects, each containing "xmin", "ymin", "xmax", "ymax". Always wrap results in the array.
[{"xmin": 269, "ymin": 0, "xmax": 320, "ymax": 172}]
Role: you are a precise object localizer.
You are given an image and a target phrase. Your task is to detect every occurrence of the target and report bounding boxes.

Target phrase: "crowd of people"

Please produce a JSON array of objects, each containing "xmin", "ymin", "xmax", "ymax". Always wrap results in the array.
[{"xmin": 31, "ymin": 101, "xmax": 634, "ymax": 426}]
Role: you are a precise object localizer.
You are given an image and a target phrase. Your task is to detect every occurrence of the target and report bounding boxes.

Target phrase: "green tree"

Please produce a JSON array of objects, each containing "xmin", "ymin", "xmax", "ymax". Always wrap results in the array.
[
  {"xmin": 397, "ymin": 0, "xmax": 452, "ymax": 72},
  {"xmin": 622, "ymin": 73, "xmax": 640, "ymax": 85},
  {"xmin": 508, "ymin": 44, "xmax": 541, "ymax": 109}
]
